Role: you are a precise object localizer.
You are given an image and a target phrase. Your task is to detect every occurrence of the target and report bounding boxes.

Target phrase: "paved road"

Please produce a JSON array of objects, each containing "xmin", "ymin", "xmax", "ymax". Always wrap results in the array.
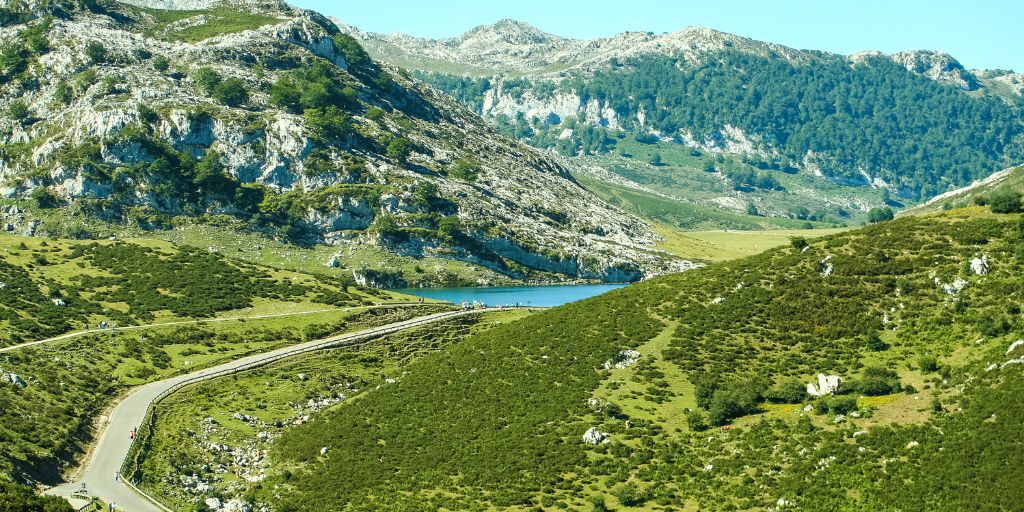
[
  {"xmin": 46, "ymin": 308, "xmax": 494, "ymax": 511},
  {"xmin": 0, "ymin": 303, "xmax": 425, "ymax": 354}
]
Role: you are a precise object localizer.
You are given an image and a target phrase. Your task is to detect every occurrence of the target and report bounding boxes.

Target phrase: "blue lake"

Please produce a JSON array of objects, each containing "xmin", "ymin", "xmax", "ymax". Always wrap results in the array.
[{"xmin": 394, "ymin": 284, "xmax": 629, "ymax": 308}]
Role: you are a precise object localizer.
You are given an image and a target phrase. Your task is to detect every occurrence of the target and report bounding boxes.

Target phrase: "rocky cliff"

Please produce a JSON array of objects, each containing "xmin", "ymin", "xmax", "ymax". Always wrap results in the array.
[{"xmin": 0, "ymin": 0, "xmax": 694, "ymax": 282}]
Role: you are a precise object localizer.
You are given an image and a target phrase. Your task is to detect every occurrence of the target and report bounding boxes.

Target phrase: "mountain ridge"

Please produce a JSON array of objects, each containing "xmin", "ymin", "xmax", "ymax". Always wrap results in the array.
[{"xmin": 0, "ymin": 0, "xmax": 693, "ymax": 284}]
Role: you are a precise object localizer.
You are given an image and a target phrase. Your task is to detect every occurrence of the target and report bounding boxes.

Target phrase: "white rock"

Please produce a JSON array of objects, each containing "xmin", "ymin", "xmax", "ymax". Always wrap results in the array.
[
  {"xmin": 711, "ymin": 296, "xmax": 725, "ymax": 305},
  {"xmin": 1006, "ymin": 339, "xmax": 1024, "ymax": 355},
  {"xmin": 582, "ymin": 427, "xmax": 608, "ymax": 445},
  {"xmin": 603, "ymin": 349, "xmax": 641, "ymax": 370},
  {"xmin": 819, "ymin": 255, "xmax": 834, "ymax": 277},
  {"xmin": 970, "ymin": 256, "xmax": 989, "ymax": 275},
  {"xmin": 204, "ymin": 498, "xmax": 221, "ymax": 510},
  {"xmin": 806, "ymin": 373, "xmax": 842, "ymax": 396},
  {"xmin": 320, "ymin": 446, "xmax": 330, "ymax": 455}
]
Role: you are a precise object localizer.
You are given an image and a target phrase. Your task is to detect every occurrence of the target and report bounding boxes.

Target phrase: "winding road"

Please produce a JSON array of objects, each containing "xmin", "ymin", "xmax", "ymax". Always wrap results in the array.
[{"xmin": 45, "ymin": 307, "xmax": 499, "ymax": 511}]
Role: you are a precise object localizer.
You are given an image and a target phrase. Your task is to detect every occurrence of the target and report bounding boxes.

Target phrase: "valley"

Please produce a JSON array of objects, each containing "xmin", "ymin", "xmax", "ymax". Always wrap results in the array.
[{"xmin": 0, "ymin": 0, "xmax": 1023, "ymax": 511}]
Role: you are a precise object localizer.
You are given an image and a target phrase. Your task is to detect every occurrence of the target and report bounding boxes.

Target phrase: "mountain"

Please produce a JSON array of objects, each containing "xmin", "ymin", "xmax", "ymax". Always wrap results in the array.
[
  {"xmin": 0, "ymin": 1, "xmax": 692, "ymax": 285},
  {"xmin": 340, "ymin": 21, "xmax": 1024, "ymax": 214},
  {"xmin": 133, "ymin": 205, "xmax": 1024, "ymax": 511}
]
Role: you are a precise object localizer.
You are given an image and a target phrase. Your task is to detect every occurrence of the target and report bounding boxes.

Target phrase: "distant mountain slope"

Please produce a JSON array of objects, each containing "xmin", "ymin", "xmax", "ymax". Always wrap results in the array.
[
  {"xmin": 0, "ymin": 1, "xmax": 690, "ymax": 284},
  {"xmin": 341, "ymin": 20, "xmax": 1024, "ymax": 204}
]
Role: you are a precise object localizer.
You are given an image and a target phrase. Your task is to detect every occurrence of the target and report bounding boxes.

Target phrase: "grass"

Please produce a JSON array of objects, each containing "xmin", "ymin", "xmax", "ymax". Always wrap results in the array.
[
  {"xmin": 578, "ymin": 136, "xmax": 900, "ymax": 230},
  {"xmin": 136, "ymin": 6, "xmax": 283, "ymax": 43},
  {"xmin": 134, "ymin": 310, "xmax": 531, "ymax": 510},
  {"xmin": 652, "ymin": 224, "xmax": 850, "ymax": 262},
  {"xmin": 216, "ymin": 208, "xmax": 1024, "ymax": 511}
]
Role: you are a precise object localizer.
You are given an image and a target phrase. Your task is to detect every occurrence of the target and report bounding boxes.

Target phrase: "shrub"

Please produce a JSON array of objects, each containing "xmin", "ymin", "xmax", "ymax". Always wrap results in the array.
[
  {"xmin": 449, "ymin": 156, "xmax": 481, "ymax": 182},
  {"xmin": 366, "ymin": 106, "xmax": 386, "ymax": 121},
  {"xmin": 8, "ymin": 99, "xmax": 29, "ymax": 121},
  {"xmin": 789, "ymin": 237, "xmax": 808, "ymax": 251},
  {"xmin": 332, "ymin": 33, "xmax": 371, "ymax": 69},
  {"xmin": 918, "ymin": 355, "xmax": 939, "ymax": 373},
  {"xmin": 386, "ymin": 137, "xmax": 414, "ymax": 162},
  {"xmin": 989, "ymin": 188, "xmax": 1022, "ymax": 214},
  {"xmin": 152, "ymin": 55, "xmax": 170, "ymax": 71},
  {"xmin": 193, "ymin": 67, "xmax": 222, "ymax": 95},
  {"xmin": 764, "ymin": 378, "xmax": 808, "ymax": 403},
  {"xmin": 866, "ymin": 331, "xmax": 889, "ymax": 351},
  {"xmin": 31, "ymin": 187, "xmax": 61, "ymax": 208},
  {"xmin": 304, "ymin": 106, "xmax": 351, "ymax": 142},
  {"xmin": 685, "ymin": 409, "xmax": 708, "ymax": 431},
  {"xmin": 868, "ymin": 206, "xmax": 895, "ymax": 223},
  {"xmin": 85, "ymin": 41, "xmax": 107, "ymax": 63},
  {"xmin": 211, "ymin": 77, "xmax": 249, "ymax": 106}
]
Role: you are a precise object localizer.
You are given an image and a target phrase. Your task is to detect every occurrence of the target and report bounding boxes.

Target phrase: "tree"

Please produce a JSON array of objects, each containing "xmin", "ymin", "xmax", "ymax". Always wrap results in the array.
[
  {"xmin": 989, "ymin": 188, "xmax": 1022, "ymax": 214},
  {"xmin": 918, "ymin": 355, "xmax": 939, "ymax": 373},
  {"xmin": 386, "ymin": 137, "xmax": 414, "ymax": 162},
  {"xmin": 867, "ymin": 207, "xmax": 894, "ymax": 223},
  {"xmin": 152, "ymin": 55, "xmax": 170, "ymax": 72},
  {"xmin": 449, "ymin": 156, "xmax": 481, "ymax": 182},
  {"xmin": 211, "ymin": 78, "xmax": 249, "ymax": 107},
  {"xmin": 789, "ymin": 237, "xmax": 808, "ymax": 251},
  {"xmin": 304, "ymin": 106, "xmax": 351, "ymax": 142},
  {"xmin": 85, "ymin": 41, "xmax": 106, "ymax": 64},
  {"xmin": 31, "ymin": 187, "xmax": 60, "ymax": 208},
  {"xmin": 332, "ymin": 33, "xmax": 371, "ymax": 69},
  {"xmin": 436, "ymin": 216, "xmax": 460, "ymax": 243},
  {"xmin": 193, "ymin": 67, "xmax": 222, "ymax": 95},
  {"xmin": 8, "ymin": 99, "xmax": 29, "ymax": 121}
]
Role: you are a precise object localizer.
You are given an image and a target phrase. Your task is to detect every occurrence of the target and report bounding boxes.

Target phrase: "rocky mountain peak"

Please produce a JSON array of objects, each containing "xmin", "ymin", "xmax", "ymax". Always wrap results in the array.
[
  {"xmin": 889, "ymin": 49, "xmax": 980, "ymax": 90},
  {"xmin": 460, "ymin": 19, "xmax": 557, "ymax": 45}
]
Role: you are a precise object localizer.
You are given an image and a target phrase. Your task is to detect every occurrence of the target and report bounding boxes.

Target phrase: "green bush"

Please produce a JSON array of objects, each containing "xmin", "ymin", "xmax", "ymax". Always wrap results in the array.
[
  {"xmin": 332, "ymin": 33, "xmax": 371, "ymax": 69},
  {"xmin": 30, "ymin": 187, "xmax": 60, "ymax": 208},
  {"xmin": 152, "ymin": 55, "xmax": 170, "ymax": 71},
  {"xmin": 989, "ymin": 188, "xmax": 1022, "ymax": 214},
  {"xmin": 386, "ymin": 137, "xmax": 414, "ymax": 162},
  {"xmin": 211, "ymin": 77, "xmax": 249, "ymax": 106},
  {"xmin": 918, "ymin": 355, "xmax": 939, "ymax": 373},
  {"xmin": 84, "ymin": 40, "xmax": 106, "ymax": 63},
  {"xmin": 304, "ymin": 106, "xmax": 351, "ymax": 142},
  {"xmin": 868, "ymin": 207, "xmax": 895, "ymax": 223},
  {"xmin": 449, "ymin": 156, "xmax": 481, "ymax": 182},
  {"xmin": 7, "ymin": 99, "xmax": 29, "ymax": 121},
  {"xmin": 193, "ymin": 67, "xmax": 222, "ymax": 95}
]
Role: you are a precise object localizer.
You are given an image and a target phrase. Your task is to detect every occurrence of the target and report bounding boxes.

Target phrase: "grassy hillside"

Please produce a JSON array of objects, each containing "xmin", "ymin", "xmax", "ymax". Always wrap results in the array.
[
  {"xmin": 248, "ymin": 208, "xmax": 1024, "ymax": 510},
  {"xmin": 0, "ymin": 232, "xmax": 446, "ymax": 492},
  {"xmin": 0, "ymin": 233, "xmax": 400, "ymax": 347},
  {"xmin": 133, "ymin": 309, "xmax": 532, "ymax": 510}
]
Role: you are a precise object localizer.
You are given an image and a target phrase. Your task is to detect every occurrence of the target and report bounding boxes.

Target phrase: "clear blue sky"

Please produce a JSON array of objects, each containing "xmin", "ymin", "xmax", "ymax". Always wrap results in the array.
[{"xmin": 292, "ymin": 0, "xmax": 1021, "ymax": 72}]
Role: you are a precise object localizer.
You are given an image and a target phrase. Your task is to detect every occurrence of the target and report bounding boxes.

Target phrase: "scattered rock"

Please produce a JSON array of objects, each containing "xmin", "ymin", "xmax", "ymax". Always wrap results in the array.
[
  {"xmin": 51, "ymin": 298, "xmax": 66, "ymax": 306},
  {"xmin": 819, "ymin": 255, "xmax": 834, "ymax": 277},
  {"xmin": 806, "ymin": 373, "xmax": 842, "ymax": 396},
  {"xmin": 582, "ymin": 427, "xmax": 609, "ymax": 445},
  {"xmin": 603, "ymin": 349, "xmax": 641, "ymax": 370},
  {"xmin": 204, "ymin": 498, "xmax": 222, "ymax": 511},
  {"xmin": 970, "ymin": 255, "xmax": 989, "ymax": 275},
  {"xmin": 297, "ymin": 373, "xmax": 308, "ymax": 381},
  {"xmin": 711, "ymin": 296, "xmax": 725, "ymax": 305},
  {"xmin": 1006, "ymin": 339, "xmax": 1024, "ymax": 355}
]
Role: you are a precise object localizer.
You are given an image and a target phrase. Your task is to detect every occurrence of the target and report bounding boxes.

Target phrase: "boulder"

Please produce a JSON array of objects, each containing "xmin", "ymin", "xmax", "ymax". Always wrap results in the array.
[
  {"xmin": 603, "ymin": 349, "xmax": 641, "ymax": 370},
  {"xmin": 326, "ymin": 254, "xmax": 341, "ymax": 268},
  {"xmin": 806, "ymin": 373, "xmax": 842, "ymax": 396},
  {"xmin": 581, "ymin": 427, "xmax": 608, "ymax": 445},
  {"xmin": 970, "ymin": 256, "xmax": 989, "ymax": 275},
  {"xmin": 204, "ymin": 498, "xmax": 221, "ymax": 511},
  {"xmin": 819, "ymin": 255, "xmax": 834, "ymax": 277}
]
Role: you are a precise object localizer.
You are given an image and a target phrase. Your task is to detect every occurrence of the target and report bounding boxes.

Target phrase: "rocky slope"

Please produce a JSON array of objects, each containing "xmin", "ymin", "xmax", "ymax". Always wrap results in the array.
[
  {"xmin": 0, "ymin": 0, "xmax": 693, "ymax": 283},
  {"xmin": 341, "ymin": 20, "xmax": 1024, "ymax": 205}
]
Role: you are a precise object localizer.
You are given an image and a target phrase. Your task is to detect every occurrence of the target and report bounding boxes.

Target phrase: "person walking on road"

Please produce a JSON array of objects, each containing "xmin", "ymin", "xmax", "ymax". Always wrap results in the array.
[{"xmin": 114, "ymin": 471, "xmax": 119, "ymax": 482}]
